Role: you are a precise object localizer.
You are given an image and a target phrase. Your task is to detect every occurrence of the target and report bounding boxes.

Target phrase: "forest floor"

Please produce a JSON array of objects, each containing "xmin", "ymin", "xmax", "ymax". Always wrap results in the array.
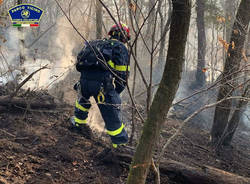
[{"xmin": 0, "ymin": 90, "xmax": 250, "ymax": 184}]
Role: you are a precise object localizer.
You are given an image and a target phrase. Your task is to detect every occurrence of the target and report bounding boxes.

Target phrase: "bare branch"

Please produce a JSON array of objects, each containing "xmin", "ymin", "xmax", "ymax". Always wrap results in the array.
[{"xmin": 9, "ymin": 65, "xmax": 49, "ymax": 98}]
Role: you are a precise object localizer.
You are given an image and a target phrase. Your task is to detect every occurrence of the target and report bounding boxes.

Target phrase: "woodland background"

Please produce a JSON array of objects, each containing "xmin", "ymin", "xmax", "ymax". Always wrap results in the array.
[{"xmin": 0, "ymin": 0, "xmax": 249, "ymax": 184}]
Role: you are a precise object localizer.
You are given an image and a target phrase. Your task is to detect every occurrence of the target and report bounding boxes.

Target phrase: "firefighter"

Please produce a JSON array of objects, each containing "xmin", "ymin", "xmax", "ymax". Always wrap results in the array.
[{"xmin": 70, "ymin": 23, "xmax": 130, "ymax": 149}]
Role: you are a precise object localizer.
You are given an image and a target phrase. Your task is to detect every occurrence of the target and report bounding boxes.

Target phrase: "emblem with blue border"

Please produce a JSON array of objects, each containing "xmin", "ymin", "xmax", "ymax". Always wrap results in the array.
[{"xmin": 8, "ymin": 4, "xmax": 44, "ymax": 27}]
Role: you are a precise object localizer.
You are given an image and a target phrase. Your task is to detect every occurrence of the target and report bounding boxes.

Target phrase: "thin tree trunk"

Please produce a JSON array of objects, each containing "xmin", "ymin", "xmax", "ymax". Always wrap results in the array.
[
  {"xmin": 195, "ymin": 0, "xmax": 206, "ymax": 86},
  {"xmin": 152, "ymin": 0, "xmax": 172, "ymax": 93},
  {"xmin": 210, "ymin": 0, "xmax": 215, "ymax": 82},
  {"xmin": 247, "ymin": 29, "xmax": 250, "ymax": 54},
  {"xmin": 96, "ymin": 0, "xmax": 102, "ymax": 39},
  {"xmin": 17, "ymin": 0, "xmax": 25, "ymax": 66},
  {"xmin": 127, "ymin": 0, "xmax": 140, "ymax": 144},
  {"xmin": 221, "ymin": 28, "xmax": 250, "ymax": 145},
  {"xmin": 221, "ymin": 82, "xmax": 250, "ymax": 145},
  {"xmin": 127, "ymin": 1, "xmax": 191, "ymax": 183},
  {"xmin": 225, "ymin": 0, "xmax": 236, "ymax": 42},
  {"xmin": 211, "ymin": 0, "xmax": 250, "ymax": 146},
  {"xmin": 146, "ymin": 0, "xmax": 156, "ymax": 39},
  {"xmin": 85, "ymin": 2, "xmax": 93, "ymax": 39}
]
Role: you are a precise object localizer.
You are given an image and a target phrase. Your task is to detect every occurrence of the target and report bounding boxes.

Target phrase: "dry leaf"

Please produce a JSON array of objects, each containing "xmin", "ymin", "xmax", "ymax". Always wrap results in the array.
[
  {"xmin": 231, "ymin": 41, "xmax": 235, "ymax": 50},
  {"xmin": 233, "ymin": 29, "xmax": 239, "ymax": 35},
  {"xmin": 221, "ymin": 17, "xmax": 226, "ymax": 23},
  {"xmin": 242, "ymin": 49, "xmax": 248, "ymax": 62},
  {"xmin": 202, "ymin": 68, "xmax": 207, "ymax": 73},
  {"xmin": 129, "ymin": 2, "xmax": 136, "ymax": 12},
  {"xmin": 239, "ymin": 84, "xmax": 243, "ymax": 90},
  {"xmin": 218, "ymin": 36, "xmax": 229, "ymax": 52},
  {"xmin": 0, "ymin": 0, "xmax": 3, "ymax": 5},
  {"xmin": 217, "ymin": 16, "xmax": 226, "ymax": 23}
]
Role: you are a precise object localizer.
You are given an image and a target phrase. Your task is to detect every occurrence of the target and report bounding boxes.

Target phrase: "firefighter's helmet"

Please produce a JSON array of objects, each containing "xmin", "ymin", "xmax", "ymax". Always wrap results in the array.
[{"xmin": 108, "ymin": 23, "xmax": 130, "ymax": 43}]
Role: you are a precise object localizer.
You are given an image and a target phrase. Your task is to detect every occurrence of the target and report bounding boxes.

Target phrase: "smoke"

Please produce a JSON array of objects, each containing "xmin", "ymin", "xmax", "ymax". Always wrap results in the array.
[
  {"xmin": 87, "ymin": 98, "xmax": 105, "ymax": 132},
  {"xmin": 23, "ymin": 17, "xmax": 76, "ymax": 89},
  {"xmin": 0, "ymin": 27, "xmax": 21, "ymax": 85},
  {"xmin": 168, "ymin": 70, "xmax": 217, "ymax": 129},
  {"xmin": 242, "ymin": 105, "xmax": 250, "ymax": 129},
  {"xmin": 0, "ymin": 2, "xmax": 108, "ymax": 134}
]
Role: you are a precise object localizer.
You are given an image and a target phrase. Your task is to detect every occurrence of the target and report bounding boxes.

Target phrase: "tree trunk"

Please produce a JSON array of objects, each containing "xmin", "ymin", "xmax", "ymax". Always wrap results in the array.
[
  {"xmin": 95, "ymin": 0, "xmax": 102, "ymax": 39},
  {"xmin": 194, "ymin": 0, "xmax": 206, "ymax": 87},
  {"xmin": 17, "ymin": 0, "xmax": 25, "ymax": 65},
  {"xmin": 225, "ymin": 0, "xmax": 236, "ymax": 42},
  {"xmin": 127, "ymin": 1, "xmax": 191, "ymax": 183},
  {"xmin": 247, "ymin": 29, "xmax": 250, "ymax": 54},
  {"xmin": 146, "ymin": 0, "xmax": 156, "ymax": 39},
  {"xmin": 221, "ymin": 84, "xmax": 250, "ymax": 145},
  {"xmin": 211, "ymin": 0, "xmax": 250, "ymax": 146},
  {"xmin": 152, "ymin": 0, "xmax": 172, "ymax": 89},
  {"xmin": 85, "ymin": 2, "xmax": 93, "ymax": 39}
]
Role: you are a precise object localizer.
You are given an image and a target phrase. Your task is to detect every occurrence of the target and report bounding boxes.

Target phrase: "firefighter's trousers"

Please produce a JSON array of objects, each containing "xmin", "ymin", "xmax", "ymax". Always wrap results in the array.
[{"xmin": 74, "ymin": 71, "xmax": 128, "ymax": 145}]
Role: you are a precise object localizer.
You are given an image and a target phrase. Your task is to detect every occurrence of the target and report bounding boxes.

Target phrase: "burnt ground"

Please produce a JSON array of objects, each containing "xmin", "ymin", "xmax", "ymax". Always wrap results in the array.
[{"xmin": 0, "ymin": 94, "xmax": 250, "ymax": 183}]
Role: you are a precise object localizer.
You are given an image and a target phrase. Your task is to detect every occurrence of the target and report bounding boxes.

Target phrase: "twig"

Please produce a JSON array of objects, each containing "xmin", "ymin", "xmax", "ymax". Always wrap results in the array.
[
  {"xmin": 27, "ymin": 23, "xmax": 56, "ymax": 48},
  {"xmin": 9, "ymin": 65, "xmax": 48, "ymax": 99},
  {"xmin": 151, "ymin": 158, "xmax": 161, "ymax": 184},
  {"xmin": 135, "ymin": 83, "xmax": 160, "ymax": 98},
  {"xmin": 126, "ymin": 82, "xmax": 145, "ymax": 122},
  {"xmin": 0, "ymin": 129, "xmax": 15, "ymax": 138},
  {"xmin": 180, "ymin": 134, "xmax": 211, "ymax": 152},
  {"xmin": 68, "ymin": 0, "xmax": 73, "ymax": 20}
]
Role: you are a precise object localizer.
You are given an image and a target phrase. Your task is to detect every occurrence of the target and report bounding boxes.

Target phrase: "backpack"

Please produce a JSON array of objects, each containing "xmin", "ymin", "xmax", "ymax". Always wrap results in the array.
[{"xmin": 76, "ymin": 39, "xmax": 113, "ymax": 72}]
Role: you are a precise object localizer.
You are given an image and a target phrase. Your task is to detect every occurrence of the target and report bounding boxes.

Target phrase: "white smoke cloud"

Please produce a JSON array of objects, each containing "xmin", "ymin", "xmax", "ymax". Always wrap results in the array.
[
  {"xmin": 242, "ymin": 105, "xmax": 250, "ymax": 128},
  {"xmin": 0, "ymin": 27, "xmax": 20, "ymax": 85}
]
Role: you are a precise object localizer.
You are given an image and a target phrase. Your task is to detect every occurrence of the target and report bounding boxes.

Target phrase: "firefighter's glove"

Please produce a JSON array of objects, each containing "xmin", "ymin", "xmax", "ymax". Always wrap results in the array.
[
  {"xmin": 73, "ymin": 81, "xmax": 81, "ymax": 91},
  {"xmin": 115, "ymin": 80, "xmax": 125, "ymax": 94},
  {"xmin": 104, "ymin": 74, "xmax": 114, "ymax": 92}
]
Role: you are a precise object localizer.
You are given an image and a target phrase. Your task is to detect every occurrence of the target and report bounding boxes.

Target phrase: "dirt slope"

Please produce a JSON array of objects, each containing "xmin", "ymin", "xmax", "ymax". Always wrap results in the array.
[
  {"xmin": 0, "ymin": 108, "xmax": 128, "ymax": 184},
  {"xmin": 0, "ymin": 92, "xmax": 249, "ymax": 184}
]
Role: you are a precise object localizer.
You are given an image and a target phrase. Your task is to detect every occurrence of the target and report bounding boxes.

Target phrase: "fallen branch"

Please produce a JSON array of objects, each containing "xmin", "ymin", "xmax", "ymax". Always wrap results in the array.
[
  {"xmin": 114, "ymin": 152, "xmax": 250, "ymax": 184},
  {"xmin": 0, "ymin": 96, "xmax": 56, "ymax": 110},
  {"xmin": 0, "ymin": 129, "xmax": 15, "ymax": 138},
  {"xmin": 159, "ymin": 159, "xmax": 250, "ymax": 184},
  {"xmin": 9, "ymin": 65, "xmax": 48, "ymax": 99}
]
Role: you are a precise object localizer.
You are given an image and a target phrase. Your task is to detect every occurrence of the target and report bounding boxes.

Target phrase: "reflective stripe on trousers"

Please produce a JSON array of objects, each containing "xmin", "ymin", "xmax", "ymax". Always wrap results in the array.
[
  {"xmin": 74, "ymin": 97, "xmax": 91, "ymax": 124},
  {"xmin": 75, "ymin": 77, "xmax": 128, "ymax": 145}
]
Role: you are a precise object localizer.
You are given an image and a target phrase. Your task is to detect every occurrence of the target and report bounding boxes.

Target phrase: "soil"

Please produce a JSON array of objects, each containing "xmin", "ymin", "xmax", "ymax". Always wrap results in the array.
[{"xmin": 0, "ymin": 91, "xmax": 250, "ymax": 184}]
